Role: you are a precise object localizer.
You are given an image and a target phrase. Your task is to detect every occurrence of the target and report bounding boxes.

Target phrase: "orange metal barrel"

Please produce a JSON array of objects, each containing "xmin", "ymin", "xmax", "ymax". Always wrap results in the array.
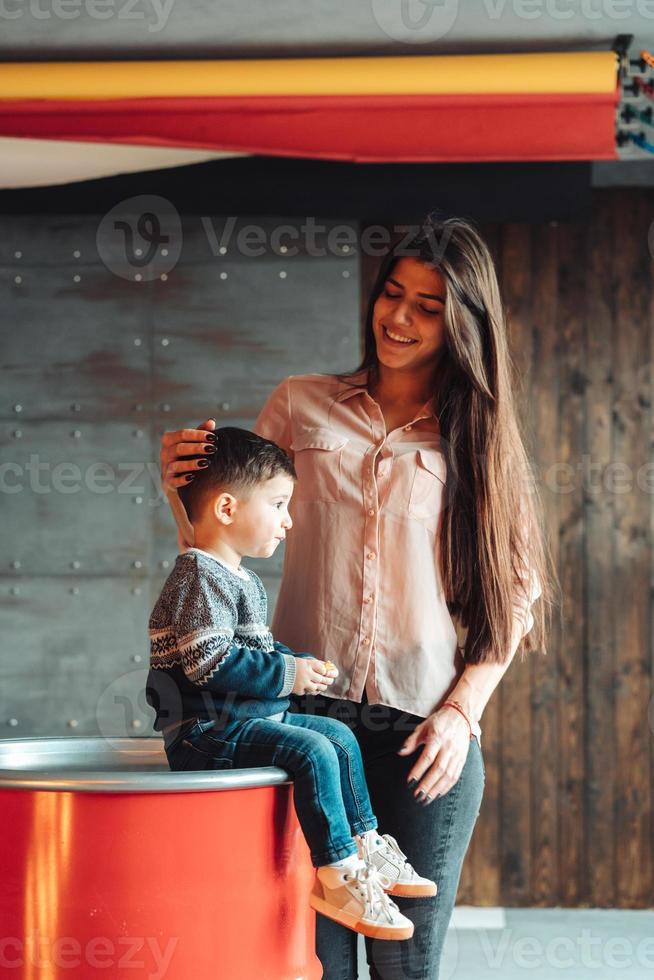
[{"xmin": 0, "ymin": 737, "xmax": 323, "ymax": 979}]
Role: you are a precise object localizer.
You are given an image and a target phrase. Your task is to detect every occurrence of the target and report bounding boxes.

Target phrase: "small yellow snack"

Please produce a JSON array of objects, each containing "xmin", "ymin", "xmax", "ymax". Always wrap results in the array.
[{"xmin": 324, "ymin": 660, "xmax": 338, "ymax": 674}]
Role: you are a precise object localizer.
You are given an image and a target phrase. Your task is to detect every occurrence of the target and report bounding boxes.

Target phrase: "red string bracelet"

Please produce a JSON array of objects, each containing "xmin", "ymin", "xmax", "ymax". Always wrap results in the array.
[{"xmin": 441, "ymin": 699, "xmax": 475, "ymax": 741}]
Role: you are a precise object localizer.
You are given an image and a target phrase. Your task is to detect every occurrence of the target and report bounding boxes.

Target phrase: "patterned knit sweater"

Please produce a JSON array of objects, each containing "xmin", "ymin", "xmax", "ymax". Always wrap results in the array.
[{"xmin": 145, "ymin": 548, "xmax": 310, "ymax": 746}]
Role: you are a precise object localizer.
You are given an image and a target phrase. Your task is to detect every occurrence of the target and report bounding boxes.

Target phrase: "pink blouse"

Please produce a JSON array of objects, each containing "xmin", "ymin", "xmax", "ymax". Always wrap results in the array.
[{"xmin": 254, "ymin": 370, "xmax": 541, "ymax": 742}]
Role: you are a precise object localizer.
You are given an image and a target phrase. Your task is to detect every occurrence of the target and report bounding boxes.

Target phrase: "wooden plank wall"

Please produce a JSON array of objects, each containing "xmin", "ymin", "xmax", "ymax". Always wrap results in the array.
[{"xmin": 360, "ymin": 189, "xmax": 654, "ymax": 908}]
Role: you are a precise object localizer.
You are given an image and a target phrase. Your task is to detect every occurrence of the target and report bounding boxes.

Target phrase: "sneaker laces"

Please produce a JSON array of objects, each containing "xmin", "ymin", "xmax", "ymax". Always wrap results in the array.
[
  {"xmin": 344, "ymin": 864, "xmax": 397, "ymax": 923},
  {"xmin": 367, "ymin": 833, "xmax": 416, "ymax": 877}
]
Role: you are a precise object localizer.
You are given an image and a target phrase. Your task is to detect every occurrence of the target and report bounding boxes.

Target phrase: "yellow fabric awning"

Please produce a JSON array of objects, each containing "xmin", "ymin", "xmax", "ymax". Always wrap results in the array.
[{"xmin": 0, "ymin": 51, "xmax": 618, "ymax": 101}]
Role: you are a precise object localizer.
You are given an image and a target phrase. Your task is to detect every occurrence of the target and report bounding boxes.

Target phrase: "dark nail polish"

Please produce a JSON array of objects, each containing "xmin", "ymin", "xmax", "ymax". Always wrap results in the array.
[
  {"xmin": 198, "ymin": 459, "xmax": 209, "ymax": 468},
  {"xmin": 205, "ymin": 433, "xmax": 217, "ymax": 442},
  {"xmin": 185, "ymin": 474, "xmax": 196, "ymax": 482},
  {"xmin": 415, "ymin": 790, "xmax": 425, "ymax": 802},
  {"xmin": 204, "ymin": 445, "xmax": 216, "ymax": 453},
  {"xmin": 407, "ymin": 778, "xmax": 418, "ymax": 789}
]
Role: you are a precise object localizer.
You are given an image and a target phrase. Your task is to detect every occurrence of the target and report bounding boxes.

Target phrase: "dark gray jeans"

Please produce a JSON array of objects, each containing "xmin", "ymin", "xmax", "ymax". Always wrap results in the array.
[{"xmin": 289, "ymin": 689, "xmax": 485, "ymax": 980}]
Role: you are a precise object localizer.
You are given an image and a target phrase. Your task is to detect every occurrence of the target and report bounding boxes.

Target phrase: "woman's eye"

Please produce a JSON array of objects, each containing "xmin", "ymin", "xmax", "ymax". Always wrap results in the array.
[{"xmin": 384, "ymin": 288, "xmax": 438, "ymax": 315}]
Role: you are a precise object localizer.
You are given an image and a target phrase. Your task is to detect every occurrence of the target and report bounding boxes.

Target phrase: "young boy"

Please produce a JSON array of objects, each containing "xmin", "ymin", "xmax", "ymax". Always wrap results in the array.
[{"xmin": 145, "ymin": 427, "xmax": 436, "ymax": 941}]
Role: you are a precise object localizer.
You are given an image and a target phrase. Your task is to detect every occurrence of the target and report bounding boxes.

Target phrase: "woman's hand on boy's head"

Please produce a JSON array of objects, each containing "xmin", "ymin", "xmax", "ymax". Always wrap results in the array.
[{"xmin": 159, "ymin": 417, "xmax": 217, "ymax": 492}]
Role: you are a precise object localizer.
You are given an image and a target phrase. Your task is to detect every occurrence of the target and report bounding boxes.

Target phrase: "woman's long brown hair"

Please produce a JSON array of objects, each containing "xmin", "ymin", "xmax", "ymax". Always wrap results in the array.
[{"xmin": 343, "ymin": 213, "xmax": 556, "ymax": 665}]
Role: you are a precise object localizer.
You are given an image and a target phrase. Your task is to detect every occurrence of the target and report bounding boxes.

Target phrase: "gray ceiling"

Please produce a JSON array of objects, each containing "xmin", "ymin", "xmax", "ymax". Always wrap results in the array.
[{"xmin": 1, "ymin": 0, "xmax": 652, "ymax": 59}]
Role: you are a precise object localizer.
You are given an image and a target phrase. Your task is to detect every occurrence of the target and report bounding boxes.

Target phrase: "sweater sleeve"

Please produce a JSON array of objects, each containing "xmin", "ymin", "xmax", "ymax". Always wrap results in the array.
[
  {"xmin": 273, "ymin": 639, "xmax": 315, "ymax": 661},
  {"xmin": 253, "ymin": 376, "xmax": 293, "ymax": 456},
  {"xmin": 176, "ymin": 575, "xmax": 296, "ymax": 699}
]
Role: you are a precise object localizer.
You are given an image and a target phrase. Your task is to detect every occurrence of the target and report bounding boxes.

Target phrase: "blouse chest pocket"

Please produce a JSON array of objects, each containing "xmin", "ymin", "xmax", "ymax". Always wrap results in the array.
[
  {"xmin": 289, "ymin": 427, "xmax": 348, "ymax": 503},
  {"xmin": 409, "ymin": 448, "xmax": 447, "ymax": 532}
]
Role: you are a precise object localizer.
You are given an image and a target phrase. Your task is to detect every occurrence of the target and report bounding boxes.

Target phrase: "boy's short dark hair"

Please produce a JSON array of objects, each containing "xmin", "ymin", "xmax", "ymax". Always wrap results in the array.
[{"xmin": 177, "ymin": 426, "xmax": 296, "ymax": 524}]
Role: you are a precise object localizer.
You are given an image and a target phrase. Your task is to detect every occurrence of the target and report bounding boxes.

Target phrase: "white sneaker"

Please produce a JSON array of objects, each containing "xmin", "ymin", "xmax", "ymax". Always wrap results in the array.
[
  {"xmin": 359, "ymin": 832, "xmax": 438, "ymax": 898},
  {"xmin": 310, "ymin": 861, "xmax": 414, "ymax": 941}
]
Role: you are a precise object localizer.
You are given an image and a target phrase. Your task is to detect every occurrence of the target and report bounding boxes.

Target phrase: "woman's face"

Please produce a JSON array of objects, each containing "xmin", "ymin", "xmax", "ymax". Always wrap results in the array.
[{"xmin": 372, "ymin": 257, "xmax": 447, "ymax": 376}]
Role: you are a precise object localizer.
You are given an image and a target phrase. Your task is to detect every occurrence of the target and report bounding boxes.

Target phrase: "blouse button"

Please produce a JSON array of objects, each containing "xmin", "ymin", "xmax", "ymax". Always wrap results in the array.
[
  {"xmin": 368, "ymin": 509, "xmax": 375, "ymax": 516},
  {"xmin": 364, "ymin": 595, "xmax": 373, "ymax": 604},
  {"xmin": 404, "ymin": 424, "xmax": 412, "ymax": 431},
  {"xmin": 361, "ymin": 636, "xmax": 370, "ymax": 645},
  {"xmin": 367, "ymin": 552, "xmax": 376, "ymax": 561}
]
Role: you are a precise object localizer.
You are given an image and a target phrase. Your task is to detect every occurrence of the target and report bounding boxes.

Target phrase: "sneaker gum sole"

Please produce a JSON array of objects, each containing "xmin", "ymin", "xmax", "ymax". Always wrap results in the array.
[
  {"xmin": 308, "ymin": 894, "xmax": 414, "ymax": 941},
  {"xmin": 385, "ymin": 880, "xmax": 438, "ymax": 898}
]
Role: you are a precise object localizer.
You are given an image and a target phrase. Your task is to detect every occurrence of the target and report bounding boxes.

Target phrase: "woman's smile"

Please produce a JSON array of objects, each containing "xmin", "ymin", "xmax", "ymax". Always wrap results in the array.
[{"xmin": 382, "ymin": 325, "xmax": 418, "ymax": 347}]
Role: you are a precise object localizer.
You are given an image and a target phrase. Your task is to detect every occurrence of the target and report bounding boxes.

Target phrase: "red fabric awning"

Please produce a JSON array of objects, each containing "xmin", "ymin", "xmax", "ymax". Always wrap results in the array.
[{"xmin": 0, "ymin": 91, "xmax": 619, "ymax": 162}]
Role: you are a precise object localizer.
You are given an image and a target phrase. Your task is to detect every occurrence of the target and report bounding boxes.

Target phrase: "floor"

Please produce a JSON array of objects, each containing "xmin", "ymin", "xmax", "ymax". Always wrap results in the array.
[{"xmin": 356, "ymin": 906, "xmax": 654, "ymax": 979}]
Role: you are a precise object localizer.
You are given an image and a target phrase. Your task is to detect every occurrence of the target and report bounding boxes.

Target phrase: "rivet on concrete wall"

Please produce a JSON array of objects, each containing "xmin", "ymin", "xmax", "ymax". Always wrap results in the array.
[
  {"xmin": 342, "ymin": 271, "xmax": 350, "ymax": 278},
  {"xmin": 135, "ymin": 274, "xmax": 143, "ymax": 282},
  {"xmin": 12, "ymin": 430, "xmax": 22, "ymax": 438},
  {"xmin": 134, "ymin": 496, "xmax": 143, "ymax": 504},
  {"xmin": 131, "ymin": 655, "xmax": 142, "ymax": 663},
  {"xmin": 160, "ymin": 560, "xmax": 169, "ymax": 569},
  {"xmin": 73, "ymin": 250, "xmax": 81, "ymax": 258},
  {"xmin": 71, "ymin": 403, "xmax": 81, "ymax": 412},
  {"xmin": 70, "ymin": 560, "xmax": 81, "ymax": 569},
  {"xmin": 14, "ymin": 276, "xmax": 22, "ymax": 285},
  {"xmin": 11, "ymin": 561, "xmax": 21, "ymax": 569},
  {"xmin": 220, "ymin": 272, "xmax": 228, "ymax": 280},
  {"xmin": 279, "ymin": 271, "xmax": 287, "ymax": 279},
  {"xmin": 14, "ymin": 250, "xmax": 22, "ymax": 259},
  {"xmin": 133, "ymin": 560, "xmax": 142, "ymax": 569},
  {"xmin": 221, "ymin": 402, "xmax": 230, "ymax": 411},
  {"xmin": 131, "ymin": 587, "xmax": 141, "ymax": 595},
  {"xmin": 134, "ymin": 404, "xmax": 143, "ymax": 412},
  {"xmin": 8, "ymin": 718, "xmax": 19, "ymax": 727},
  {"xmin": 161, "ymin": 404, "xmax": 171, "ymax": 412},
  {"xmin": 219, "ymin": 247, "xmax": 227, "ymax": 255},
  {"xmin": 13, "ymin": 404, "xmax": 22, "ymax": 413},
  {"xmin": 161, "ymin": 274, "xmax": 168, "ymax": 282},
  {"xmin": 72, "ymin": 430, "xmax": 82, "ymax": 439},
  {"xmin": 69, "ymin": 587, "xmax": 80, "ymax": 595},
  {"xmin": 133, "ymin": 430, "xmax": 144, "ymax": 438},
  {"xmin": 132, "ymin": 720, "xmax": 142, "ymax": 729},
  {"xmin": 10, "ymin": 587, "xmax": 20, "ymax": 596},
  {"xmin": 134, "ymin": 338, "xmax": 142, "ymax": 347},
  {"xmin": 73, "ymin": 275, "xmax": 81, "ymax": 283},
  {"xmin": 161, "ymin": 338, "xmax": 169, "ymax": 347},
  {"xmin": 280, "ymin": 245, "xmax": 288, "ymax": 254},
  {"xmin": 67, "ymin": 719, "xmax": 78, "ymax": 728}
]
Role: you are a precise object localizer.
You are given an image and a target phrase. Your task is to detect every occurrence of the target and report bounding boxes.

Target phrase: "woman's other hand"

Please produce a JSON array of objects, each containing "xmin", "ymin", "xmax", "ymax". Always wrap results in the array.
[
  {"xmin": 160, "ymin": 418, "xmax": 217, "ymax": 549},
  {"xmin": 397, "ymin": 706, "xmax": 472, "ymax": 804}
]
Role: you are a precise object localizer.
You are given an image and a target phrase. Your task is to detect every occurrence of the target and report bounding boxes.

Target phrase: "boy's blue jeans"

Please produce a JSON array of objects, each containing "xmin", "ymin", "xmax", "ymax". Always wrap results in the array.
[{"xmin": 165, "ymin": 710, "xmax": 378, "ymax": 866}]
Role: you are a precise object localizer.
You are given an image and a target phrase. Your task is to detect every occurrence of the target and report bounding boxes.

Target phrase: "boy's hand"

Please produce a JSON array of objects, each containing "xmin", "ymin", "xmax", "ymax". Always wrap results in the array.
[{"xmin": 292, "ymin": 658, "xmax": 339, "ymax": 696}]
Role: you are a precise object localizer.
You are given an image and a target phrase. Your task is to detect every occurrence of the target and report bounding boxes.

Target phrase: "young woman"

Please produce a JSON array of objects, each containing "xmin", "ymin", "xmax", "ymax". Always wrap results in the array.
[{"xmin": 159, "ymin": 214, "xmax": 552, "ymax": 979}]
